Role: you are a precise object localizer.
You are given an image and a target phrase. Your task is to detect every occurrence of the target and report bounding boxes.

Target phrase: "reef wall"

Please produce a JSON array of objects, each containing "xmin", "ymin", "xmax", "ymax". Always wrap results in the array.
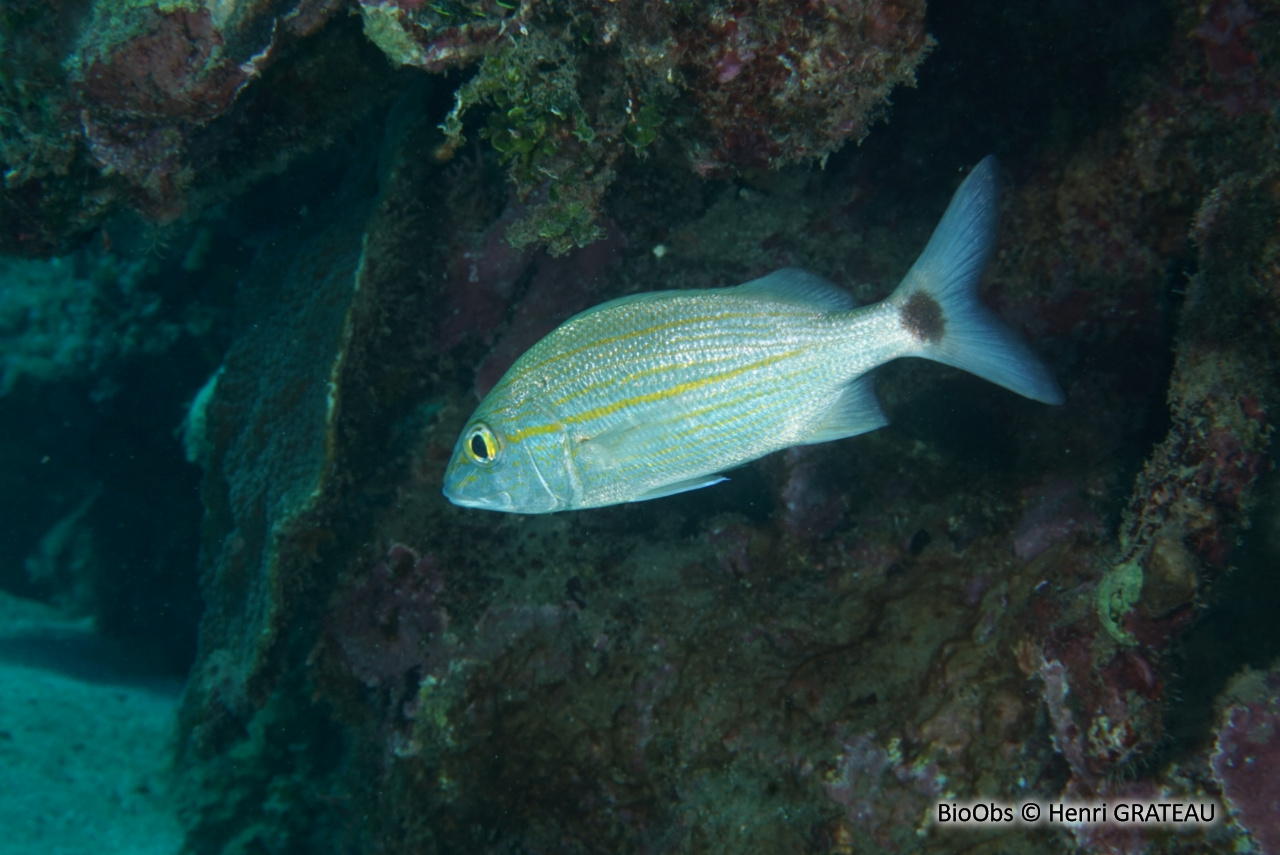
[{"xmin": 179, "ymin": 1, "xmax": 1280, "ymax": 852}]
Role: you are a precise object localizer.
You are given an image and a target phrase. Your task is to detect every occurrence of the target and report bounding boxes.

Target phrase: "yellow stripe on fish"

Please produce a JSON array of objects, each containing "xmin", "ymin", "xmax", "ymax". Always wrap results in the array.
[
  {"xmin": 560, "ymin": 350, "xmax": 801, "ymax": 427},
  {"xmin": 548, "ymin": 352, "xmax": 747, "ymax": 409},
  {"xmin": 494, "ymin": 310, "xmax": 797, "ymax": 392},
  {"xmin": 444, "ymin": 157, "xmax": 1064, "ymax": 513}
]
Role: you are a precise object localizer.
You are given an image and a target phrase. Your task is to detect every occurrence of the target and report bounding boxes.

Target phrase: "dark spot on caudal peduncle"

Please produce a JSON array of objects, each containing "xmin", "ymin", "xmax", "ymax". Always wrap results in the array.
[{"xmin": 900, "ymin": 291, "xmax": 945, "ymax": 343}]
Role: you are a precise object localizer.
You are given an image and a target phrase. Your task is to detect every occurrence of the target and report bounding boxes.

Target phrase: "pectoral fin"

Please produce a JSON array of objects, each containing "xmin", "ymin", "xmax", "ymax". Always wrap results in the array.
[
  {"xmin": 574, "ymin": 415, "xmax": 645, "ymax": 468},
  {"xmin": 629, "ymin": 474, "xmax": 729, "ymax": 502}
]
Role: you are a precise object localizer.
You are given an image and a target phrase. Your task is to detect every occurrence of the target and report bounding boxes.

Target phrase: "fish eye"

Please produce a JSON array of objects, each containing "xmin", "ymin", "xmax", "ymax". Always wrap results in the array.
[{"xmin": 463, "ymin": 423, "xmax": 501, "ymax": 465}]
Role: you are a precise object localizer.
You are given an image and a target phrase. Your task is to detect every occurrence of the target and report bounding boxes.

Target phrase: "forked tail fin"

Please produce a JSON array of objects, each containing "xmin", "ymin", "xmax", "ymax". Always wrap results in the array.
[{"xmin": 891, "ymin": 156, "xmax": 1064, "ymax": 405}]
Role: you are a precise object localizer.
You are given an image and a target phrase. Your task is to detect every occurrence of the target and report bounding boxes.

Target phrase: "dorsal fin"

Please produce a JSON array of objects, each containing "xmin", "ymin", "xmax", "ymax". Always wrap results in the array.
[
  {"xmin": 559, "ymin": 290, "xmax": 682, "ymax": 326},
  {"xmin": 731, "ymin": 268, "xmax": 858, "ymax": 311}
]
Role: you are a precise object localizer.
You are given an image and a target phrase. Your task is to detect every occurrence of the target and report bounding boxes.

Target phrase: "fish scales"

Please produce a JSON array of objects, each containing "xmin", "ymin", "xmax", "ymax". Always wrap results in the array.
[
  {"xmin": 444, "ymin": 157, "xmax": 1064, "ymax": 513},
  {"xmin": 507, "ymin": 300, "xmax": 855, "ymax": 471}
]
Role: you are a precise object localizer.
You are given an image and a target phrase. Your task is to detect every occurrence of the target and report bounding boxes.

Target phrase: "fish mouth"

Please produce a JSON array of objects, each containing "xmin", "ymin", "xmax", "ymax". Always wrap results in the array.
[{"xmin": 443, "ymin": 486, "xmax": 514, "ymax": 512}]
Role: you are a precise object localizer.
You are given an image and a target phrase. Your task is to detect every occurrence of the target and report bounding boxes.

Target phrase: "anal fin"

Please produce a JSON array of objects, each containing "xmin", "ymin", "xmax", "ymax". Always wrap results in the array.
[{"xmin": 798, "ymin": 374, "xmax": 888, "ymax": 445}]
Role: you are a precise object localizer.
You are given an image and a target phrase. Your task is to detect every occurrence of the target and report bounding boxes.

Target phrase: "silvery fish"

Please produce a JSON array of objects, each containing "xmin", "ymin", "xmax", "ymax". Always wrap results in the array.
[{"xmin": 444, "ymin": 157, "xmax": 1063, "ymax": 513}]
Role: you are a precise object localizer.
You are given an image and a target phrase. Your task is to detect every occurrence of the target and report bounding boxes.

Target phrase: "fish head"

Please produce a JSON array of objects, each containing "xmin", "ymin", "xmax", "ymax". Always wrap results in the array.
[{"xmin": 443, "ymin": 401, "xmax": 574, "ymax": 514}]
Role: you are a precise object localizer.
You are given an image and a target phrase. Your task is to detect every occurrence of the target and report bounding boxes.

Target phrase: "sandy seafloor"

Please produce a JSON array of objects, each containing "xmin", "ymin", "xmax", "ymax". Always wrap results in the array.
[{"xmin": 0, "ymin": 591, "xmax": 183, "ymax": 855}]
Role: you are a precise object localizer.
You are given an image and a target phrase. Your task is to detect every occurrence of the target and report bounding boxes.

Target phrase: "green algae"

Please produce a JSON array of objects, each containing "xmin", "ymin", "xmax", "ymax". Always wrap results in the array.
[
  {"xmin": 442, "ymin": 30, "xmax": 611, "ymax": 254},
  {"xmin": 1097, "ymin": 559, "xmax": 1144, "ymax": 645}
]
